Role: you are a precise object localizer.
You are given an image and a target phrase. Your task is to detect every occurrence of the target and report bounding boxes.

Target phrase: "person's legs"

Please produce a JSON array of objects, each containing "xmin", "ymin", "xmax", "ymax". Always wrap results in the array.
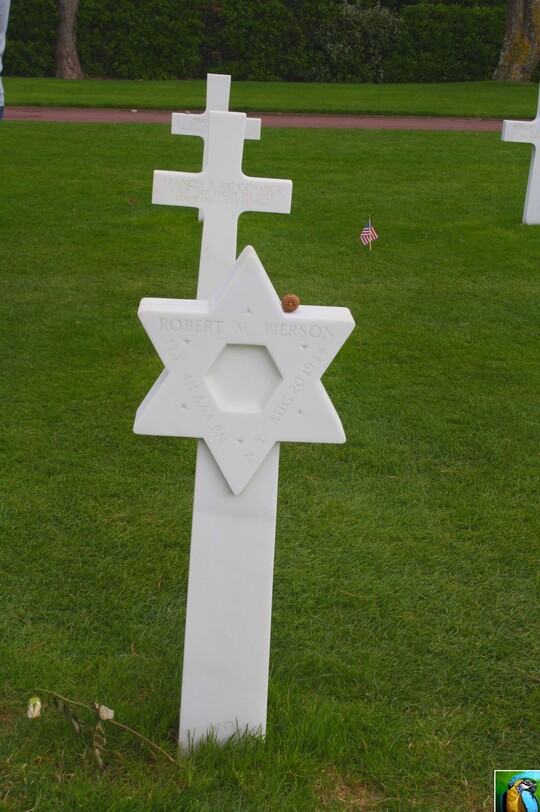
[{"xmin": 0, "ymin": 0, "xmax": 12, "ymax": 120}]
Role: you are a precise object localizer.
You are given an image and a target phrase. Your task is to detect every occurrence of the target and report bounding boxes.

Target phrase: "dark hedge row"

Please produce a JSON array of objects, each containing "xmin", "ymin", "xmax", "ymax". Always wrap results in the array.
[{"xmin": 5, "ymin": 0, "xmax": 506, "ymax": 83}]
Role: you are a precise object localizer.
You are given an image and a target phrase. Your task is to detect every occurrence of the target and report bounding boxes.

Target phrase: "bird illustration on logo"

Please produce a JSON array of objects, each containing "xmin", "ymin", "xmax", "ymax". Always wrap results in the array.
[{"xmin": 500, "ymin": 775, "xmax": 539, "ymax": 812}]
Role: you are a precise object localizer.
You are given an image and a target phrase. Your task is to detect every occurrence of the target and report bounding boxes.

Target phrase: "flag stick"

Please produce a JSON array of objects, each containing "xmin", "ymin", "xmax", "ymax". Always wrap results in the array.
[{"xmin": 369, "ymin": 214, "xmax": 372, "ymax": 253}]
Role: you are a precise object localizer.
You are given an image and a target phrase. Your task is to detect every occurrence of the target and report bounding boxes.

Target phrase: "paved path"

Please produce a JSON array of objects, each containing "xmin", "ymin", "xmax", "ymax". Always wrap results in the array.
[{"xmin": 5, "ymin": 106, "xmax": 502, "ymax": 131}]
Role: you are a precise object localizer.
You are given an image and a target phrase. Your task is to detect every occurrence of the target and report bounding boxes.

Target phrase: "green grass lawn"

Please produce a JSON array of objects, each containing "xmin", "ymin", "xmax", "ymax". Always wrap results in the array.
[
  {"xmin": 1, "ymin": 120, "xmax": 539, "ymax": 811},
  {"xmin": 4, "ymin": 76, "xmax": 540, "ymax": 119}
]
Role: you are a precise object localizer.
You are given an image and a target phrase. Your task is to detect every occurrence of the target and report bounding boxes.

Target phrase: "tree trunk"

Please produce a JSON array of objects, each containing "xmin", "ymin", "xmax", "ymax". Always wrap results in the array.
[
  {"xmin": 56, "ymin": 0, "xmax": 83, "ymax": 79},
  {"xmin": 494, "ymin": 0, "xmax": 540, "ymax": 81}
]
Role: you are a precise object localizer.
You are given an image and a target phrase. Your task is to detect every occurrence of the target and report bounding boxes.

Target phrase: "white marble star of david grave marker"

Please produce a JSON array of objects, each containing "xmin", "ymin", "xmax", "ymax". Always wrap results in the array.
[
  {"xmin": 136, "ymin": 92, "xmax": 354, "ymax": 749},
  {"xmin": 134, "ymin": 246, "xmax": 354, "ymax": 495},
  {"xmin": 135, "ymin": 247, "xmax": 354, "ymax": 748},
  {"xmin": 171, "ymin": 74, "xmax": 261, "ymax": 222},
  {"xmin": 502, "ymin": 84, "xmax": 540, "ymax": 224}
]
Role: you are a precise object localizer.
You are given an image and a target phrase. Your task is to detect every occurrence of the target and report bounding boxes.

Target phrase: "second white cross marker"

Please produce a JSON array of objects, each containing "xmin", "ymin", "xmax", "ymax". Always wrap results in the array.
[{"xmin": 502, "ymin": 84, "xmax": 540, "ymax": 224}]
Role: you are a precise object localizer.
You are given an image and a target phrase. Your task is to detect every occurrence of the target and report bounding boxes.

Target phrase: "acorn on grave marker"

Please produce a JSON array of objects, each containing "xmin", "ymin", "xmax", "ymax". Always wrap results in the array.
[{"xmin": 281, "ymin": 294, "xmax": 300, "ymax": 313}]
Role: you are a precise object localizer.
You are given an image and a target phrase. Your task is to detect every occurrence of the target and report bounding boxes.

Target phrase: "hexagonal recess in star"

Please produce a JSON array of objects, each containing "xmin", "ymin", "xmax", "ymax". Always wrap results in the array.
[{"xmin": 205, "ymin": 344, "xmax": 282, "ymax": 413}]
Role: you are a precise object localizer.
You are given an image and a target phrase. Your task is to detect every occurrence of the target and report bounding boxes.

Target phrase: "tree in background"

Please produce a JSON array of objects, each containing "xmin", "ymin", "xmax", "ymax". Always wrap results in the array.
[
  {"xmin": 56, "ymin": 0, "xmax": 82, "ymax": 78},
  {"xmin": 1, "ymin": 0, "xmax": 515, "ymax": 83},
  {"xmin": 494, "ymin": 0, "xmax": 540, "ymax": 80}
]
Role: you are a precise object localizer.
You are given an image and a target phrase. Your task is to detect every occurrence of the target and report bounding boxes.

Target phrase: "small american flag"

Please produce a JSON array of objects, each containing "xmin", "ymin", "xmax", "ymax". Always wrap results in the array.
[{"xmin": 360, "ymin": 220, "xmax": 378, "ymax": 247}]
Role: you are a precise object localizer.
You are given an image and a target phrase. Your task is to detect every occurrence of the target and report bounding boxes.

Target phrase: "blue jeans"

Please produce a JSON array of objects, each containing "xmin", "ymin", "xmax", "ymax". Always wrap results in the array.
[{"xmin": 0, "ymin": 106, "xmax": 4, "ymax": 120}]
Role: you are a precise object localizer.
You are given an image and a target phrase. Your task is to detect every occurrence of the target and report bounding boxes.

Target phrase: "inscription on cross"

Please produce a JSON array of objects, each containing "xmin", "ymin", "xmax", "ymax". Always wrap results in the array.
[
  {"xmin": 502, "ymin": 85, "xmax": 540, "ymax": 224},
  {"xmin": 153, "ymin": 111, "xmax": 292, "ymax": 297}
]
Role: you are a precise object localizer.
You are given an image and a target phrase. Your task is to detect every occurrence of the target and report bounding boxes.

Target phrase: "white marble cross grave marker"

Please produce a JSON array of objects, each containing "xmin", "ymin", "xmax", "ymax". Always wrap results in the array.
[
  {"xmin": 153, "ymin": 110, "xmax": 291, "ymax": 297},
  {"xmin": 502, "ymin": 84, "xmax": 540, "ymax": 224},
  {"xmin": 171, "ymin": 74, "xmax": 261, "ymax": 222},
  {"xmin": 136, "ymin": 99, "xmax": 355, "ymax": 749}
]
